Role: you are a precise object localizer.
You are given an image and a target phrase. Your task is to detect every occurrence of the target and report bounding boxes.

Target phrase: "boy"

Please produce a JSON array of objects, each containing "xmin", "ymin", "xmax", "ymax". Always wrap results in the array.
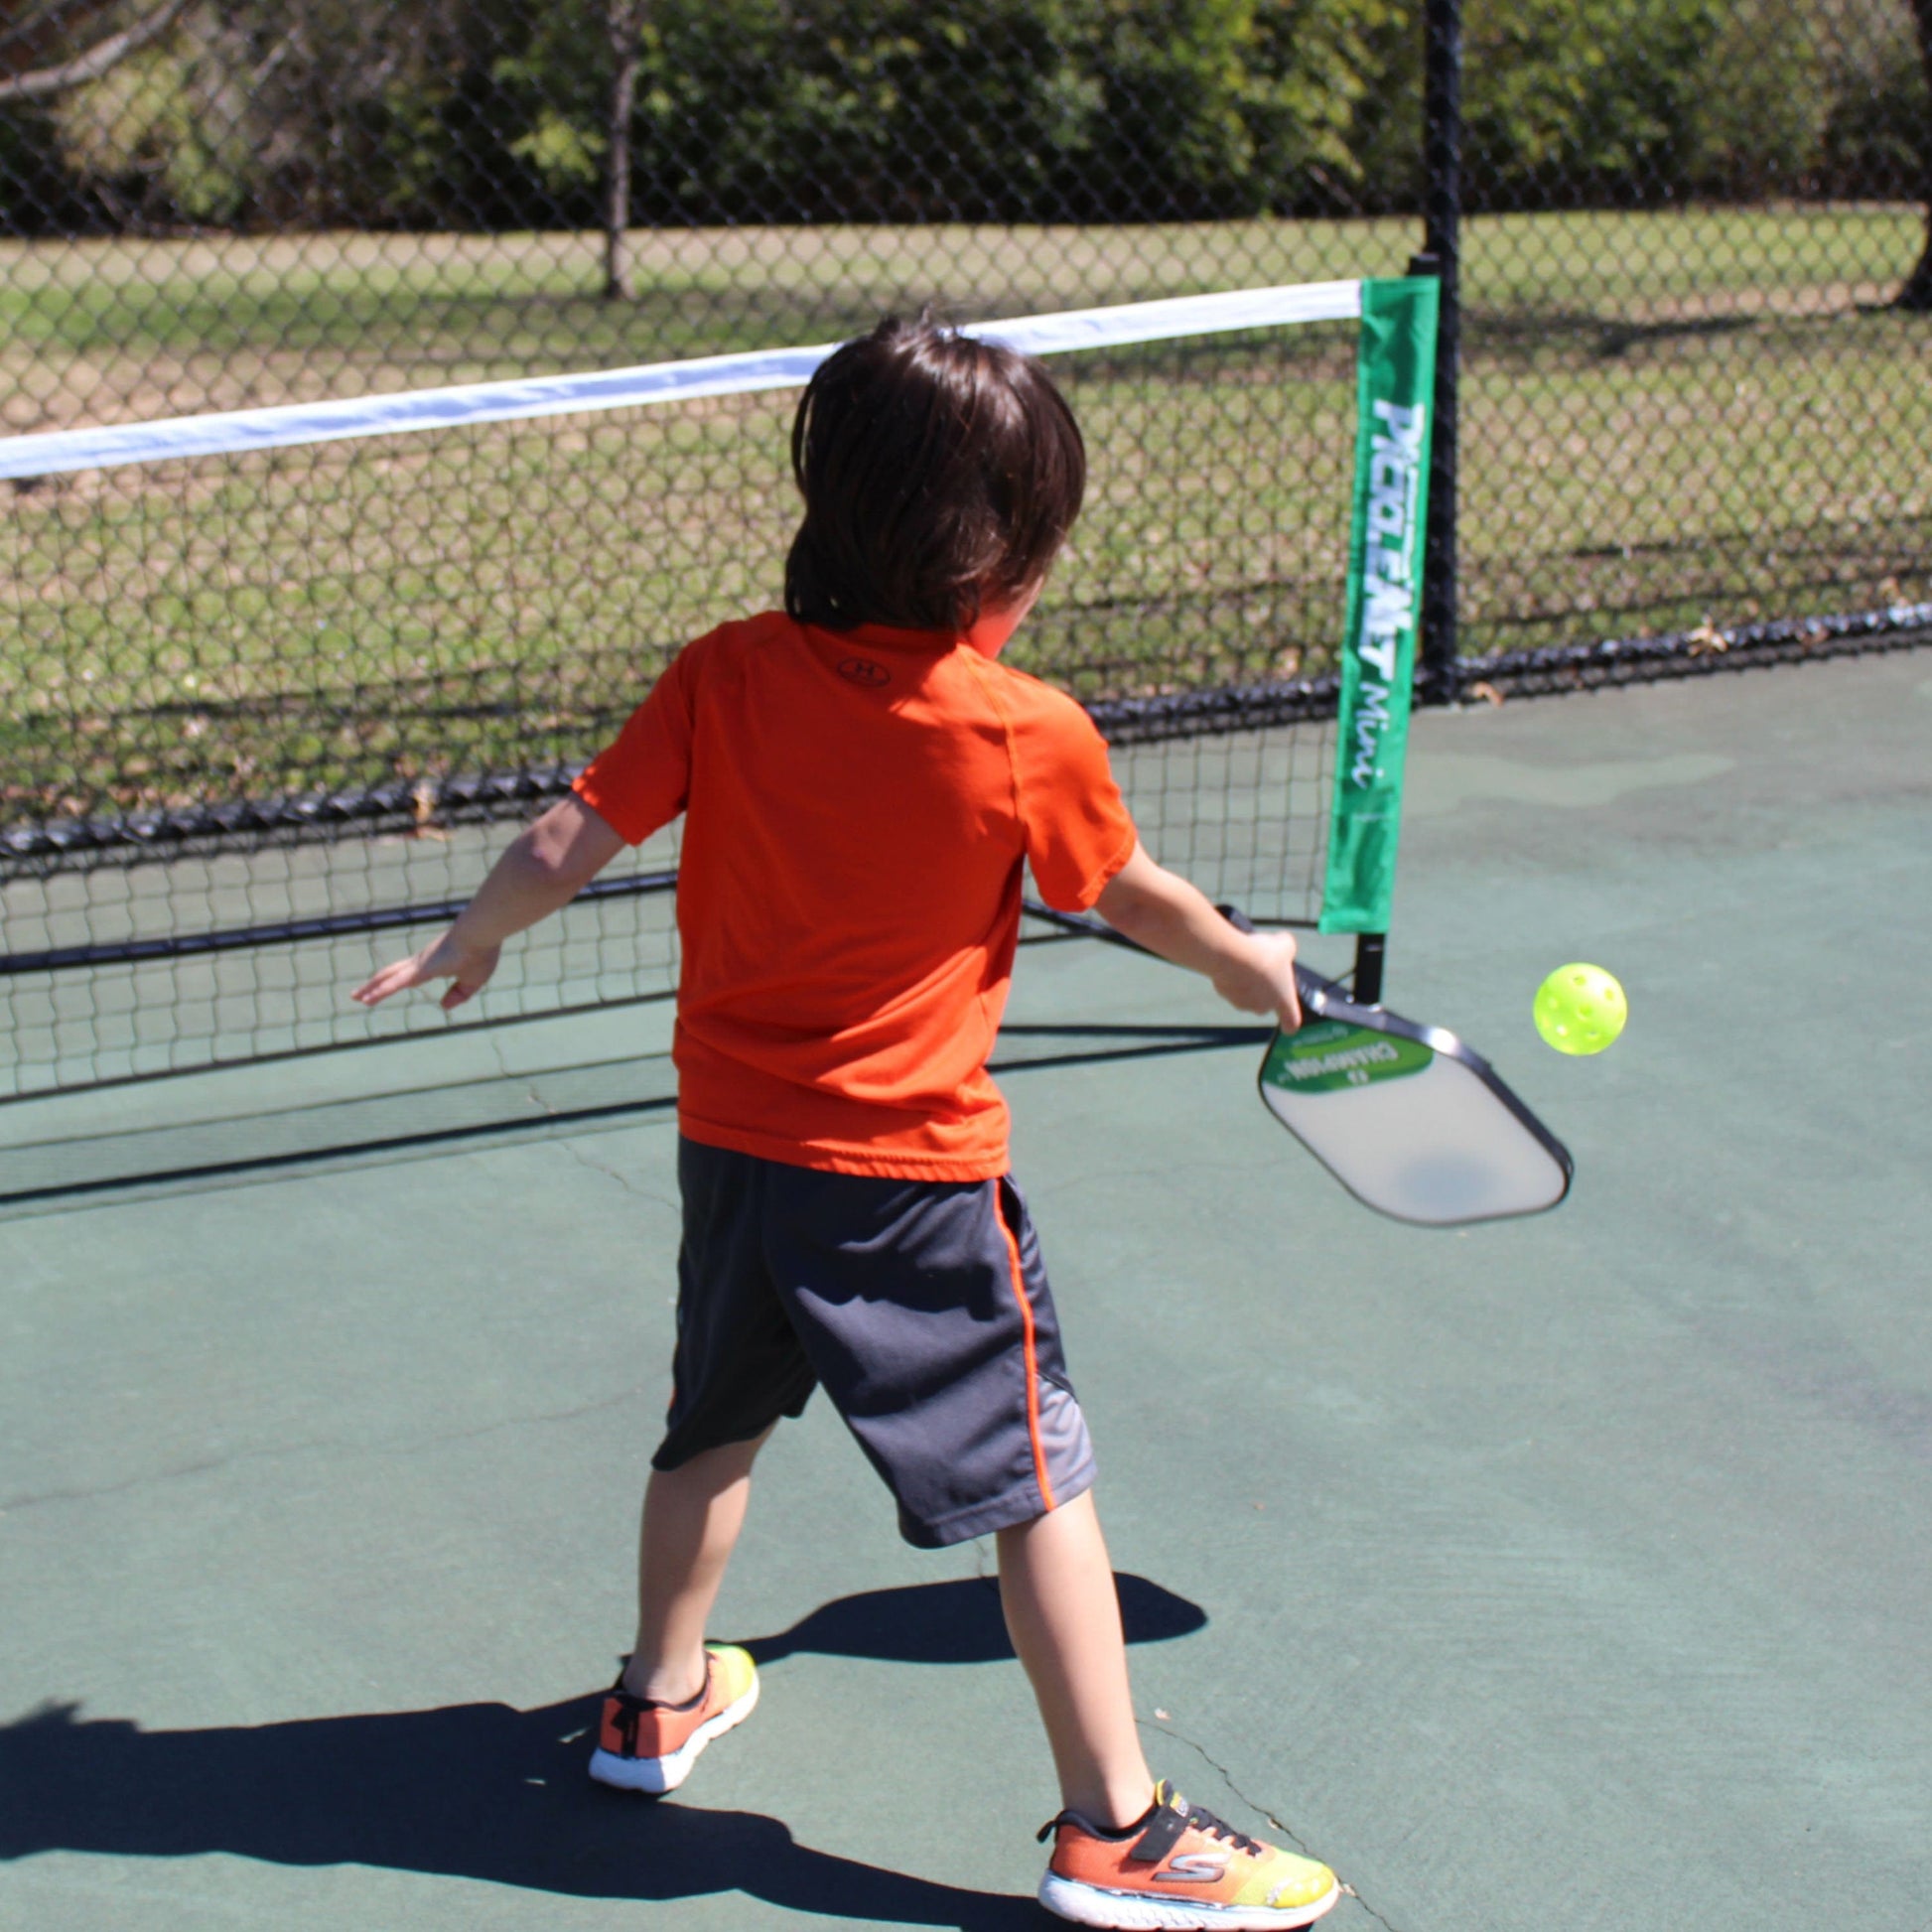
[{"xmin": 354, "ymin": 317, "xmax": 1337, "ymax": 1928}]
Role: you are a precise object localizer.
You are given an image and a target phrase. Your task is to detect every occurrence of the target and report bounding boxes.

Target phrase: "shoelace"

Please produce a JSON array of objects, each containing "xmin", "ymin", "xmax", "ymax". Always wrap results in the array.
[
  {"xmin": 608, "ymin": 1656, "xmax": 713, "ymax": 1755},
  {"xmin": 1034, "ymin": 1793, "xmax": 1264, "ymax": 1860},
  {"xmin": 615, "ymin": 1702, "xmax": 640, "ymax": 1754},
  {"xmin": 1174, "ymin": 1800, "xmax": 1263, "ymax": 1859}
]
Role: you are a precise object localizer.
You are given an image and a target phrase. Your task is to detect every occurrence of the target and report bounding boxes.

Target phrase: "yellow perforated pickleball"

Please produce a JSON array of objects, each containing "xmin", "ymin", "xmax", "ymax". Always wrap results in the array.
[{"xmin": 1534, "ymin": 963, "xmax": 1626, "ymax": 1055}]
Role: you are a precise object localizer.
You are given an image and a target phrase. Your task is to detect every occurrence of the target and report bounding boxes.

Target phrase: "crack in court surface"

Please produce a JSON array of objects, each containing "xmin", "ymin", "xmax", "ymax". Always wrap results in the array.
[
  {"xmin": 540, "ymin": 1127, "xmax": 675, "ymax": 1208},
  {"xmin": 0, "ymin": 1382, "xmax": 647, "ymax": 1517},
  {"xmin": 1138, "ymin": 1715, "xmax": 1404, "ymax": 1931},
  {"xmin": 483, "ymin": 1033, "xmax": 676, "ymax": 1209}
]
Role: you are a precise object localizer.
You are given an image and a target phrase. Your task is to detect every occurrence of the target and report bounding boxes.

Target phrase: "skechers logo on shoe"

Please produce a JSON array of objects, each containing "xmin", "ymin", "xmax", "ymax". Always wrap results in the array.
[{"xmin": 1154, "ymin": 1854, "xmax": 1229, "ymax": 1883}]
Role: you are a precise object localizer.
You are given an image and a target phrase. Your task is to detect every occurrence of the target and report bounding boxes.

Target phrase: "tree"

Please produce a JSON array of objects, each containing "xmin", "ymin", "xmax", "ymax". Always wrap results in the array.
[
  {"xmin": 0, "ymin": 0, "xmax": 193, "ymax": 104},
  {"xmin": 1898, "ymin": 0, "xmax": 1932, "ymax": 308},
  {"xmin": 605, "ymin": 0, "xmax": 642, "ymax": 299}
]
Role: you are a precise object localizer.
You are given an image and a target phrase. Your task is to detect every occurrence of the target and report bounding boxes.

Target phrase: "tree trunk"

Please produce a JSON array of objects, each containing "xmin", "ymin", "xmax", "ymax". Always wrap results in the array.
[
  {"xmin": 0, "ymin": 0, "xmax": 192, "ymax": 104},
  {"xmin": 604, "ymin": 0, "xmax": 643, "ymax": 303},
  {"xmin": 1897, "ymin": 0, "xmax": 1932, "ymax": 310}
]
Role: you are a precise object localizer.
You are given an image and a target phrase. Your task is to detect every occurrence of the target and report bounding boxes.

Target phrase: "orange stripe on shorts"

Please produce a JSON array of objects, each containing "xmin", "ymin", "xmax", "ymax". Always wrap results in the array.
[{"xmin": 994, "ymin": 1180, "xmax": 1054, "ymax": 1512}]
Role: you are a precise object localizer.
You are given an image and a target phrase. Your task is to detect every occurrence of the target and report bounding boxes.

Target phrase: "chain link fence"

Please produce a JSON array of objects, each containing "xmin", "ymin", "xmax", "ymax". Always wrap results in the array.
[
  {"xmin": 6, "ymin": 1, "xmax": 1929, "ymax": 705},
  {"xmin": 2, "ymin": 0, "xmax": 1929, "ymax": 1095}
]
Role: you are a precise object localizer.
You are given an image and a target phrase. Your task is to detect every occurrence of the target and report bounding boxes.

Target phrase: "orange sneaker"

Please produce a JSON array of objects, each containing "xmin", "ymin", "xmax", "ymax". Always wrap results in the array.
[
  {"xmin": 1037, "ymin": 1780, "xmax": 1339, "ymax": 1929},
  {"xmin": 588, "ymin": 1643, "xmax": 759, "ymax": 1795}
]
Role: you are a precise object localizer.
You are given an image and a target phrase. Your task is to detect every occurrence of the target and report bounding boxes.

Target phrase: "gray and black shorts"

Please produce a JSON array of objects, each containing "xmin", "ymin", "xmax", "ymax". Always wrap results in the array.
[{"xmin": 655, "ymin": 1137, "xmax": 1097, "ymax": 1548}]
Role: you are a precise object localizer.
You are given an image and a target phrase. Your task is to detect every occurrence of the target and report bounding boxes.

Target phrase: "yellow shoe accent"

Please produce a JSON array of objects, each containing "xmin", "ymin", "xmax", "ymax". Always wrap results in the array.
[{"xmin": 705, "ymin": 1643, "xmax": 759, "ymax": 1706}]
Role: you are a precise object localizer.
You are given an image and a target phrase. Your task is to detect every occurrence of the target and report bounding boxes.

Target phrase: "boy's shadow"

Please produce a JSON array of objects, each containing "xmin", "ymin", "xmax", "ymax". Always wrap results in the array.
[{"xmin": 2, "ymin": 1574, "xmax": 1203, "ymax": 1928}]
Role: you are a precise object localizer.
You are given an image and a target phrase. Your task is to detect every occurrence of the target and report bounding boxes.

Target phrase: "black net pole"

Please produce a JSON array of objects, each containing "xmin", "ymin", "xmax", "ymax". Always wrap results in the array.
[
  {"xmin": 1357, "ymin": 0, "xmax": 1463, "ymax": 1010},
  {"xmin": 1351, "ymin": 931, "xmax": 1387, "ymax": 1007},
  {"xmin": 1412, "ymin": 0, "xmax": 1462, "ymax": 706}
]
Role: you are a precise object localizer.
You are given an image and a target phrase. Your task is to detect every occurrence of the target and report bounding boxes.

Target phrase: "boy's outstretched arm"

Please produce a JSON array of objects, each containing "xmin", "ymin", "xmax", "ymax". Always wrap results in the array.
[
  {"xmin": 1092, "ymin": 842, "xmax": 1304, "ymax": 1033},
  {"xmin": 352, "ymin": 794, "xmax": 626, "ymax": 1012}
]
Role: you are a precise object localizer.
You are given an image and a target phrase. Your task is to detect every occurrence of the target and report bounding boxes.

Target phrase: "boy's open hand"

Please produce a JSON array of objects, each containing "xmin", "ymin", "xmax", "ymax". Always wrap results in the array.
[
  {"xmin": 352, "ymin": 928, "xmax": 501, "ymax": 1012},
  {"xmin": 348, "ymin": 800, "xmax": 624, "ymax": 1018}
]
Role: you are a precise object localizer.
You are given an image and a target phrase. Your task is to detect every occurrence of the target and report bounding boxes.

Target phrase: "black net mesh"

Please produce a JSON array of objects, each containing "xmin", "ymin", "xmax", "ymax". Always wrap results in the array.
[{"xmin": 2, "ymin": 325, "xmax": 1355, "ymax": 1094}]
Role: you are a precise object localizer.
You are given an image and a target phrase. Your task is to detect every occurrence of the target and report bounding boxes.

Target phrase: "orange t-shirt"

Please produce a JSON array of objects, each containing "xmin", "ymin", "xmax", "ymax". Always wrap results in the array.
[{"xmin": 572, "ymin": 611, "xmax": 1138, "ymax": 1179}]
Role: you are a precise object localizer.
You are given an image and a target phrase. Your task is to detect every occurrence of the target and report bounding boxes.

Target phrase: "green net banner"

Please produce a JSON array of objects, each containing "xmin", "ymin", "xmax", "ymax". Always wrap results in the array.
[{"xmin": 1319, "ymin": 276, "xmax": 1441, "ymax": 937}]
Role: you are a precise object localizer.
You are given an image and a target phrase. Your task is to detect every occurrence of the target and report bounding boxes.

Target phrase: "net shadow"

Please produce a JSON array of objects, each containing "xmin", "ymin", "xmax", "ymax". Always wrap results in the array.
[{"xmin": 0, "ymin": 1017, "xmax": 1271, "ymax": 1214}]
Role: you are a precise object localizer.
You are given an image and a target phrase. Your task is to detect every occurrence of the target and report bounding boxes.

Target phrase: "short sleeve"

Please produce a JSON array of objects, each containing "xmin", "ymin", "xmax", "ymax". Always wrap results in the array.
[
  {"xmin": 1005, "ymin": 680, "xmax": 1139, "ymax": 912},
  {"xmin": 571, "ymin": 640, "xmax": 701, "ymax": 845}
]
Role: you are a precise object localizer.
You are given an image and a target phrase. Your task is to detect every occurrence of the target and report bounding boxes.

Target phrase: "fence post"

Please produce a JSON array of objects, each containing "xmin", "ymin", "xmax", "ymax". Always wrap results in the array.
[{"xmin": 1411, "ymin": 0, "xmax": 1462, "ymax": 704}]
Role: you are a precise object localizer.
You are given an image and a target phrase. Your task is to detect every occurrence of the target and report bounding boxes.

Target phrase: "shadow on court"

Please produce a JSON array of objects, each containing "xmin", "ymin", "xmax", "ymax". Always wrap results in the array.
[
  {"xmin": 1, "ymin": 1577, "xmax": 1200, "ymax": 1927},
  {"xmin": 740, "ymin": 1572, "xmax": 1204, "ymax": 1668},
  {"xmin": 1, "ymin": 1699, "xmax": 1035, "ymax": 1925},
  {"xmin": 0, "ymin": 1021, "xmax": 1270, "ymax": 1212},
  {"xmin": 5, "ymin": 649, "xmax": 1931, "ymax": 1932}
]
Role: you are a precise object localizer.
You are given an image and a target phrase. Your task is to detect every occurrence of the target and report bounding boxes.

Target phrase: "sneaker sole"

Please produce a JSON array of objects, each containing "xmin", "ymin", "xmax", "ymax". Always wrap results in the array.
[
  {"xmin": 1038, "ymin": 1871, "xmax": 1340, "ymax": 1931},
  {"xmin": 588, "ymin": 1674, "xmax": 759, "ymax": 1796}
]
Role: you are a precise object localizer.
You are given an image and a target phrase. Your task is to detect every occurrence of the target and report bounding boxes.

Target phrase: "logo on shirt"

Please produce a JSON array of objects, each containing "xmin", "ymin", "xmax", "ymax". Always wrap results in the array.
[{"xmin": 838, "ymin": 657, "xmax": 891, "ymax": 687}]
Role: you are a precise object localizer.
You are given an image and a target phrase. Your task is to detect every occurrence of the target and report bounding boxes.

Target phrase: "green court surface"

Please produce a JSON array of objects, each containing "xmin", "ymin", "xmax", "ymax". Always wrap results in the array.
[{"xmin": 3, "ymin": 647, "xmax": 1929, "ymax": 1931}]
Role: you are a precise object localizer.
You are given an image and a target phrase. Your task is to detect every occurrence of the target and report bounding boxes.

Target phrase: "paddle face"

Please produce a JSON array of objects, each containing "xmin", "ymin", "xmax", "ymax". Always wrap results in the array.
[{"xmin": 1259, "ymin": 968, "xmax": 1573, "ymax": 1227}]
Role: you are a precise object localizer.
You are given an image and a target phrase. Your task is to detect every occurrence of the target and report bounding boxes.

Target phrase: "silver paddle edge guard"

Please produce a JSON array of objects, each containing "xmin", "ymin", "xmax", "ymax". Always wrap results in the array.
[
  {"xmin": 1021, "ymin": 898, "xmax": 1574, "ymax": 1227},
  {"xmin": 1282, "ymin": 962, "xmax": 1575, "ymax": 1224}
]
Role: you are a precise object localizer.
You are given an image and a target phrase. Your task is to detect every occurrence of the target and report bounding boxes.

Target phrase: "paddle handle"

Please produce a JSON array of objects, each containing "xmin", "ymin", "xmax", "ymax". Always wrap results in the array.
[{"xmin": 1214, "ymin": 903, "xmax": 1346, "ymax": 1019}]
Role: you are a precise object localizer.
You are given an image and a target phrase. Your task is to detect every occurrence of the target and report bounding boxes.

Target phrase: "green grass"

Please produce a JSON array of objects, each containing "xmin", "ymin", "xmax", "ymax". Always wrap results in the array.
[
  {"xmin": 3, "ymin": 207, "xmax": 1919, "ymax": 402},
  {"xmin": 5, "ymin": 339, "xmax": 1365, "ymax": 819},
  {"xmin": 3, "ymin": 206, "xmax": 1930, "ymax": 828}
]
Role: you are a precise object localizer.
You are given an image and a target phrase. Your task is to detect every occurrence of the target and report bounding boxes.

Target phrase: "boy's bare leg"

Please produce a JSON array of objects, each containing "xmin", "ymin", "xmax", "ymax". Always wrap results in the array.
[
  {"xmin": 997, "ymin": 1488, "xmax": 1156, "ymax": 1829},
  {"xmin": 621, "ymin": 1428, "xmax": 771, "ymax": 1704}
]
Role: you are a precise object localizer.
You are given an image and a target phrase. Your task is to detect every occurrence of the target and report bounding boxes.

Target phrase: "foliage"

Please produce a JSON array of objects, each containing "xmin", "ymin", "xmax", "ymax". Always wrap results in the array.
[
  {"xmin": 1460, "ymin": 0, "xmax": 1831, "ymax": 206},
  {"xmin": 48, "ymin": 4, "xmax": 257, "ymax": 222},
  {"xmin": 2, "ymin": 0, "xmax": 1925, "ymax": 232},
  {"xmin": 1817, "ymin": 0, "xmax": 1931, "ymax": 194},
  {"xmin": 1682, "ymin": 2, "xmax": 1833, "ymax": 199},
  {"xmin": 492, "ymin": 0, "xmax": 1377, "ymax": 222}
]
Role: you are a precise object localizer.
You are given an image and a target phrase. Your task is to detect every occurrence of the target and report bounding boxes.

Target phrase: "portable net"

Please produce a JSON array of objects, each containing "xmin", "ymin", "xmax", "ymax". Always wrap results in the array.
[{"xmin": 2, "ymin": 283, "xmax": 1422, "ymax": 1101}]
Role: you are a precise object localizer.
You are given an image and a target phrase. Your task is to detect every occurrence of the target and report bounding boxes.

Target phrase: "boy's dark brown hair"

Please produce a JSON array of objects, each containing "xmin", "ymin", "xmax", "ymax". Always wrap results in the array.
[{"xmin": 785, "ymin": 315, "xmax": 1086, "ymax": 632}]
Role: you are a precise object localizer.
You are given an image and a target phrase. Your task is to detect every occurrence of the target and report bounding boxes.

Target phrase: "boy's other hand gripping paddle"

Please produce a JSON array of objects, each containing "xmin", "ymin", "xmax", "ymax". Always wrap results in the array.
[
  {"xmin": 1222, "ymin": 910, "xmax": 1574, "ymax": 1227},
  {"xmin": 1533, "ymin": 963, "xmax": 1626, "ymax": 1054}
]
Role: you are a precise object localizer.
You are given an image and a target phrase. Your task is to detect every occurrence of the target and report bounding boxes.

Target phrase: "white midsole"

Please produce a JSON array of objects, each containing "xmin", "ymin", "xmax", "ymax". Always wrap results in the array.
[
  {"xmin": 588, "ymin": 1675, "xmax": 759, "ymax": 1795},
  {"xmin": 1038, "ymin": 1870, "xmax": 1340, "ymax": 1931}
]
